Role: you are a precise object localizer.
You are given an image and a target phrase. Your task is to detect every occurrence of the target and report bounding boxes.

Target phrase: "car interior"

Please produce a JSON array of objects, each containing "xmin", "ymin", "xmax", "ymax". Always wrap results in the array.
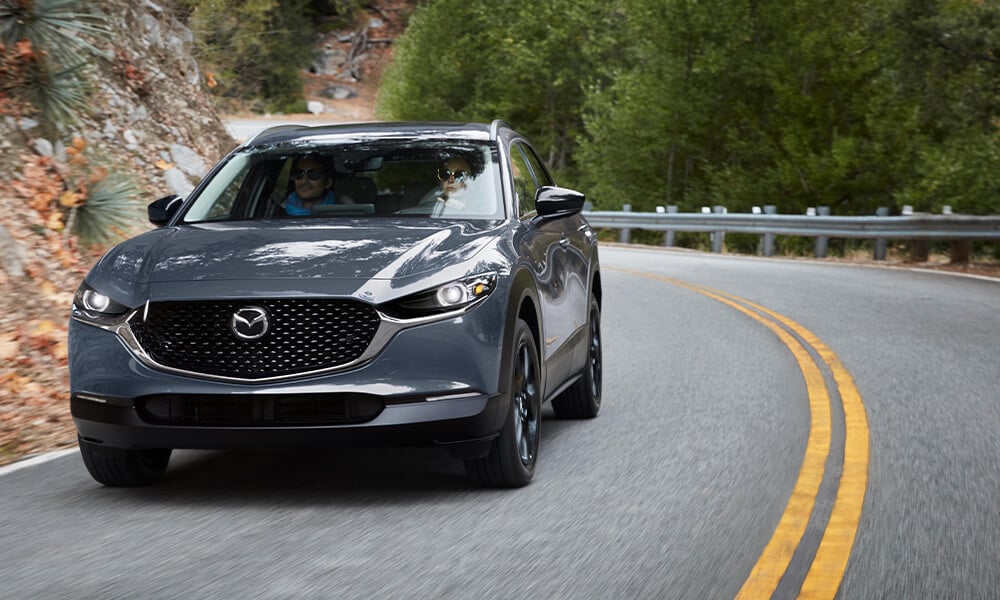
[{"xmin": 187, "ymin": 143, "xmax": 503, "ymax": 222}]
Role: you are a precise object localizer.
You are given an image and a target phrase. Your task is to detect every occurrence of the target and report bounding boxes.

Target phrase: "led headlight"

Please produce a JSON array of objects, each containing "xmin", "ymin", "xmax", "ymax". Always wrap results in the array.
[
  {"xmin": 72, "ymin": 281, "xmax": 131, "ymax": 326},
  {"xmin": 382, "ymin": 272, "xmax": 497, "ymax": 319}
]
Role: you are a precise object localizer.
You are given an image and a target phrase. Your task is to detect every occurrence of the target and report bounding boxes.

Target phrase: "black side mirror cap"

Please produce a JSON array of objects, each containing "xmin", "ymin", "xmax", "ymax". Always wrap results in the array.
[
  {"xmin": 148, "ymin": 195, "xmax": 183, "ymax": 226},
  {"xmin": 535, "ymin": 186, "xmax": 585, "ymax": 218}
]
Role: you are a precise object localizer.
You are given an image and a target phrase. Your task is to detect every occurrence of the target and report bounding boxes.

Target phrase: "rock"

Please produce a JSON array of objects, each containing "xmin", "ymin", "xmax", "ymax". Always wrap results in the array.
[
  {"xmin": 19, "ymin": 118, "xmax": 39, "ymax": 131},
  {"xmin": 33, "ymin": 139, "xmax": 54, "ymax": 157},
  {"xmin": 140, "ymin": 14, "xmax": 162, "ymax": 47},
  {"xmin": 312, "ymin": 47, "xmax": 347, "ymax": 76},
  {"xmin": 129, "ymin": 105, "xmax": 149, "ymax": 124},
  {"xmin": 321, "ymin": 85, "xmax": 357, "ymax": 100},
  {"xmin": 163, "ymin": 167, "xmax": 194, "ymax": 198},
  {"xmin": 169, "ymin": 143, "xmax": 207, "ymax": 178},
  {"xmin": 307, "ymin": 101, "xmax": 325, "ymax": 114},
  {"xmin": 0, "ymin": 224, "xmax": 26, "ymax": 278},
  {"xmin": 123, "ymin": 129, "xmax": 139, "ymax": 146}
]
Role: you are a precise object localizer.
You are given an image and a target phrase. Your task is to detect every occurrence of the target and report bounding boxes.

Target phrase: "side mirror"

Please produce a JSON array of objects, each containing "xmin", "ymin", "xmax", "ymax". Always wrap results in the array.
[
  {"xmin": 535, "ymin": 186, "xmax": 585, "ymax": 218},
  {"xmin": 148, "ymin": 195, "xmax": 183, "ymax": 226}
]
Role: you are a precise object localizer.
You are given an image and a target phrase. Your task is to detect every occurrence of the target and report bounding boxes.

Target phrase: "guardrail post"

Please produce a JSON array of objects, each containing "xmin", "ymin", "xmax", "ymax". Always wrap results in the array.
[
  {"xmin": 814, "ymin": 206, "xmax": 830, "ymax": 258},
  {"xmin": 874, "ymin": 207, "xmax": 889, "ymax": 260},
  {"xmin": 663, "ymin": 205, "xmax": 678, "ymax": 247},
  {"xmin": 902, "ymin": 205, "xmax": 930, "ymax": 262},
  {"xmin": 950, "ymin": 240, "xmax": 972, "ymax": 264},
  {"xmin": 762, "ymin": 205, "xmax": 776, "ymax": 256},
  {"xmin": 619, "ymin": 204, "xmax": 631, "ymax": 244},
  {"xmin": 712, "ymin": 205, "xmax": 726, "ymax": 253}
]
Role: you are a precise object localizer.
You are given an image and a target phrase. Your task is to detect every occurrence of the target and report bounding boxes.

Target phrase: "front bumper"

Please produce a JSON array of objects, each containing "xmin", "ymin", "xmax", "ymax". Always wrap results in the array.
[
  {"xmin": 71, "ymin": 391, "xmax": 503, "ymax": 450},
  {"xmin": 68, "ymin": 307, "xmax": 509, "ymax": 452}
]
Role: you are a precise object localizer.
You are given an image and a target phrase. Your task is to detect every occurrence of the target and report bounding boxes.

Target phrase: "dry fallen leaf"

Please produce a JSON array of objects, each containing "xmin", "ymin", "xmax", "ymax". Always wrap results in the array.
[
  {"xmin": 46, "ymin": 212, "xmax": 64, "ymax": 231},
  {"xmin": 50, "ymin": 340, "xmax": 69, "ymax": 363},
  {"xmin": 155, "ymin": 159, "xmax": 175, "ymax": 170},
  {"xmin": 59, "ymin": 190, "xmax": 83, "ymax": 208},
  {"xmin": 32, "ymin": 320, "xmax": 57, "ymax": 336},
  {"xmin": 0, "ymin": 334, "xmax": 18, "ymax": 362},
  {"xmin": 31, "ymin": 191, "xmax": 53, "ymax": 211}
]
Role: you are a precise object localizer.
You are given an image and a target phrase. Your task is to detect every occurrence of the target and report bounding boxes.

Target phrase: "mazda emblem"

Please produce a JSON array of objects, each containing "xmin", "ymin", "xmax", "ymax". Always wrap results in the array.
[{"xmin": 231, "ymin": 306, "xmax": 270, "ymax": 340}]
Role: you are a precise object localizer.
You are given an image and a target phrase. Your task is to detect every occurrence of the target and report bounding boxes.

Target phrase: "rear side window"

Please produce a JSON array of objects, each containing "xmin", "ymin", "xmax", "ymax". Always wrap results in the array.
[
  {"xmin": 510, "ymin": 144, "xmax": 537, "ymax": 218},
  {"xmin": 510, "ymin": 141, "xmax": 556, "ymax": 219}
]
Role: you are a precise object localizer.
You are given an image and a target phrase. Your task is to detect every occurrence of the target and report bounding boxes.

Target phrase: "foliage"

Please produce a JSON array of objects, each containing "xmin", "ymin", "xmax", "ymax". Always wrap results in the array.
[
  {"xmin": 0, "ymin": 0, "xmax": 109, "ymax": 62},
  {"xmin": 0, "ymin": 0, "xmax": 108, "ymax": 130},
  {"xmin": 181, "ymin": 0, "xmax": 366, "ymax": 112},
  {"xmin": 69, "ymin": 172, "xmax": 143, "ymax": 247},
  {"xmin": 379, "ymin": 0, "xmax": 1000, "ymax": 217},
  {"xmin": 377, "ymin": 0, "xmax": 624, "ymax": 178}
]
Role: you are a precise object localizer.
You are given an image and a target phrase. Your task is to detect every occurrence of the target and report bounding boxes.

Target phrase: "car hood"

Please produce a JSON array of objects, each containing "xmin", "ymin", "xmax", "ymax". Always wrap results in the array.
[{"xmin": 94, "ymin": 220, "xmax": 506, "ymax": 287}]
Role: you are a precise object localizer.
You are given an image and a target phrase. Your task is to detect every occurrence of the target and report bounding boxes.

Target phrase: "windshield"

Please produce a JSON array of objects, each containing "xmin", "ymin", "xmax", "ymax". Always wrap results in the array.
[{"xmin": 182, "ymin": 140, "xmax": 504, "ymax": 223}]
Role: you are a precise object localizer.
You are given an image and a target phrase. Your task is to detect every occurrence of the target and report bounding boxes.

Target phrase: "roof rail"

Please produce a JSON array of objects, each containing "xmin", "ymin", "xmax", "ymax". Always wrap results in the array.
[
  {"xmin": 489, "ymin": 119, "xmax": 510, "ymax": 141},
  {"xmin": 242, "ymin": 123, "xmax": 307, "ymax": 146}
]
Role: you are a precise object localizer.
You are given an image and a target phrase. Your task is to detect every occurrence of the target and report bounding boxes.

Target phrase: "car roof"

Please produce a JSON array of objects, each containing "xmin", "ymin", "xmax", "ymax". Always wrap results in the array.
[{"xmin": 243, "ymin": 121, "xmax": 512, "ymax": 148}]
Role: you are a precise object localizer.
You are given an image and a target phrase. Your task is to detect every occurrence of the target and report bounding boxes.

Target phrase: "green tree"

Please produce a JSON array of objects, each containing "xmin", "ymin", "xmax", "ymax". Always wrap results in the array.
[
  {"xmin": 885, "ymin": 0, "xmax": 1000, "ymax": 214},
  {"xmin": 581, "ymin": 0, "xmax": 1000, "ymax": 216},
  {"xmin": 377, "ymin": 0, "xmax": 623, "ymax": 179},
  {"xmin": 181, "ymin": 0, "xmax": 364, "ymax": 112}
]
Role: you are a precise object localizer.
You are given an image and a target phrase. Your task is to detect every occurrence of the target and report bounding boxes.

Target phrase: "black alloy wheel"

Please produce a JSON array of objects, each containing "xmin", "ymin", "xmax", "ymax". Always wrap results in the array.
[
  {"xmin": 467, "ymin": 318, "xmax": 540, "ymax": 487},
  {"xmin": 552, "ymin": 295, "xmax": 602, "ymax": 419}
]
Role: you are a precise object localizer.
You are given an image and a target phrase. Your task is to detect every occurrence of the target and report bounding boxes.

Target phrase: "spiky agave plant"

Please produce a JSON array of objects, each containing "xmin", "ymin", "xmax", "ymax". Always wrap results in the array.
[
  {"xmin": 0, "ymin": 0, "xmax": 109, "ymax": 63},
  {"xmin": 70, "ymin": 173, "xmax": 143, "ymax": 247},
  {"xmin": 0, "ymin": 0, "xmax": 109, "ymax": 127},
  {"xmin": 18, "ymin": 56, "xmax": 90, "ymax": 124}
]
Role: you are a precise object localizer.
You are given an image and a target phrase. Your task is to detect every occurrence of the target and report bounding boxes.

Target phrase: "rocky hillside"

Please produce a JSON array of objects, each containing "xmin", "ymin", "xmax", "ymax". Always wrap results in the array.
[
  {"xmin": 0, "ymin": 0, "xmax": 411, "ymax": 465},
  {"xmin": 0, "ymin": 0, "xmax": 235, "ymax": 464}
]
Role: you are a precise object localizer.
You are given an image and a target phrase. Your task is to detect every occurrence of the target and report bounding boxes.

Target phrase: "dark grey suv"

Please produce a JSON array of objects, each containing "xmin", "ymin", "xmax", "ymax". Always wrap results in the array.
[{"xmin": 69, "ymin": 120, "xmax": 601, "ymax": 488}]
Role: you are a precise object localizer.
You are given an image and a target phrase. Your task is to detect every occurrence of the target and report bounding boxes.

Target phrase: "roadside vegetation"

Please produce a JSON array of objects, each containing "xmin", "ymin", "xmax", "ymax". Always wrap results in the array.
[
  {"xmin": 377, "ymin": 0, "xmax": 999, "ymax": 261},
  {"xmin": 0, "ymin": 0, "xmax": 144, "ymax": 247},
  {"xmin": 174, "ymin": 0, "xmax": 368, "ymax": 114}
]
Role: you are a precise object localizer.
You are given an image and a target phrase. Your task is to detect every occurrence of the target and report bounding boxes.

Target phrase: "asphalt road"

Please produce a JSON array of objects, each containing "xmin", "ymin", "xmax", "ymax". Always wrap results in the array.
[{"xmin": 2, "ymin": 246, "xmax": 997, "ymax": 599}]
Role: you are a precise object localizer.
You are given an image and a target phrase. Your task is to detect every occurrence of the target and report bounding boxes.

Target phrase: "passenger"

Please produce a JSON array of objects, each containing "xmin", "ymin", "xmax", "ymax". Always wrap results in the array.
[
  {"xmin": 285, "ymin": 155, "xmax": 337, "ymax": 215},
  {"xmin": 420, "ymin": 156, "xmax": 473, "ymax": 211}
]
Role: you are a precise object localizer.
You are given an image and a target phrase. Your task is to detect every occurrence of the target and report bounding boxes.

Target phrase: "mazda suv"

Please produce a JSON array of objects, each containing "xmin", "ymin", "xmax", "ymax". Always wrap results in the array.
[{"xmin": 69, "ymin": 120, "xmax": 602, "ymax": 488}]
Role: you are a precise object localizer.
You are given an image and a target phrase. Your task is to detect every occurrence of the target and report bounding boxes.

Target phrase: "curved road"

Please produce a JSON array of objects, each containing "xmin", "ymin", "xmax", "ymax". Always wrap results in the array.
[{"xmin": 2, "ymin": 246, "xmax": 997, "ymax": 599}]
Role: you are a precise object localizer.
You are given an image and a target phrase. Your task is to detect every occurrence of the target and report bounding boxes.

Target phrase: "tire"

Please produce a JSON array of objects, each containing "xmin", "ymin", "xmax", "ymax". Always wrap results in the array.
[
  {"xmin": 467, "ymin": 318, "xmax": 541, "ymax": 488},
  {"xmin": 78, "ymin": 438, "xmax": 172, "ymax": 487},
  {"xmin": 552, "ymin": 295, "xmax": 602, "ymax": 419}
]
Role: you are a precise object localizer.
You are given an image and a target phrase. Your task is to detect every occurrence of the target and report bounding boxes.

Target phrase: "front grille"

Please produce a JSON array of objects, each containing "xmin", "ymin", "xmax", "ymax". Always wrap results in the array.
[
  {"xmin": 129, "ymin": 299, "xmax": 381, "ymax": 379},
  {"xmin": 137, "ymin": 393, "xmax": 384, "ymax": 426}
]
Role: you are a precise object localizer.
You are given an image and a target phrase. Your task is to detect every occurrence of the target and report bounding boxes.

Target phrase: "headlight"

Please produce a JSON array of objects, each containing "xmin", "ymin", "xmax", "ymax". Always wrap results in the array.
[
  {"xmin": 71, "ymin": 281, "xmax": 132, "ymax": 326},
  {"xmin": 382, "ymin": 273, "xmax": 497, "ymax": 319}
]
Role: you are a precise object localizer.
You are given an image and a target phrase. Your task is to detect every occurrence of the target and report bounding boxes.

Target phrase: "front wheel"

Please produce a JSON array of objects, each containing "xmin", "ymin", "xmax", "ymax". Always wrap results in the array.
[
  {"xmin": 552, "ymin": 295, "xmax": 602, "ymax": 419},
  {"xmin": 466, "ymin": 318, "xmax": 541, "ymax": 488},
  {"xmin": 79, "ymin": 438, "xmax": 172, "ymax": 486}
]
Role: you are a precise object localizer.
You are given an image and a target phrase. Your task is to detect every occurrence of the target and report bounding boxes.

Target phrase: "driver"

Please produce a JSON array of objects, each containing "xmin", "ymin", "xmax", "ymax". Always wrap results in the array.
[{"xmin": 285, "ymin": 155, "xmax": 337, "ymax": 215}]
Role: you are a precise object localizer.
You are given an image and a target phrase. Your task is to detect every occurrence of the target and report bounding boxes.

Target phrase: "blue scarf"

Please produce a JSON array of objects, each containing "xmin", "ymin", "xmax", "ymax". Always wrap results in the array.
[{"xmin": 285, "ymin": 190, "xmax": 336, "ymax": 215}]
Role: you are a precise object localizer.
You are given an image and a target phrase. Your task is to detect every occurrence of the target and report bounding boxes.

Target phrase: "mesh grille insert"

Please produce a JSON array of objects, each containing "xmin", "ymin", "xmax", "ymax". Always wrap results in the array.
[{"xmin": 129, "ymin": 299, "xmax": 381, "ymax": 379}]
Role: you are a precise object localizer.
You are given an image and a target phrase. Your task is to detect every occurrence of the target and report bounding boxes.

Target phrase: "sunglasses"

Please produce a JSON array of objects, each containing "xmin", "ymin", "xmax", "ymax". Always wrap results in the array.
[
  {"xmin": 437, "ymin": 168, "xmax": 469, "ymax": 182},
  {"xmin": 292, "ymin": 168, "xmax": 324, "ymax": 181}
]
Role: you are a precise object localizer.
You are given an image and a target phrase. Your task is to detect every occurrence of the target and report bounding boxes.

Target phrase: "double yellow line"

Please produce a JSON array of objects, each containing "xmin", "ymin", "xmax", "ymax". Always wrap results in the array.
[{"xmin": 618, "ymin": 269, "xmax": 869, "ymax": 599}]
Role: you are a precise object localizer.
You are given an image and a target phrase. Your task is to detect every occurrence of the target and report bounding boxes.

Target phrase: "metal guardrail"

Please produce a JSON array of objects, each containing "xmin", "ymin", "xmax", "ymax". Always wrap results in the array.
[
  {"xmin": 582, "ymin": 211, "xmax": 1000, "ymax": 239},
  {"xmin": 581, "ymin": 205, "xmax": 1000, "ymax": 260}
]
